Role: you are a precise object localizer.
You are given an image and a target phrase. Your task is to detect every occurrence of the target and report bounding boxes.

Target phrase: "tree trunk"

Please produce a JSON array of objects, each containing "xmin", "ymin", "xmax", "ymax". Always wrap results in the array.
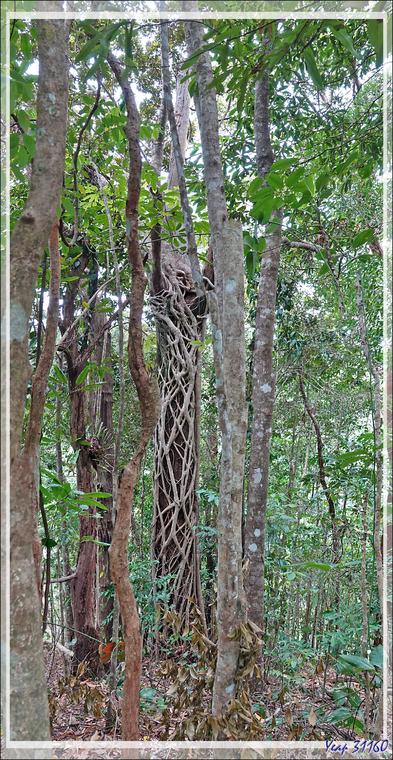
[
  {"xmin": 355, "ymin": 271, "xmax": 385, "ymax": 738},
  {"xmin": 87, "ymin": 313, "xmax": 114, "ymax": 644},
  {"xmin": 107, "ymin": 49, "xmax": 162, "ymax": 744},
  {"xmin": 150, "ymin": 73, "xmax": 205, "ymax": 624},
  {"xmin": 1, "ymin": 8, "xmax": 69, "ymax": 752},
  {"xmin": 244, "ymin": 59, "xmax": 283, "ymax": 633},
  {"xmin": 59, "ymin": 248, "xmax": 105, "ymax": 676},
  {"xmin": 183, "ymin": 7, "xmax": 248, "ymax": 716},
  {"xmin": 56, "ymin": 354, "xmax": 74, "ymax": 649}
]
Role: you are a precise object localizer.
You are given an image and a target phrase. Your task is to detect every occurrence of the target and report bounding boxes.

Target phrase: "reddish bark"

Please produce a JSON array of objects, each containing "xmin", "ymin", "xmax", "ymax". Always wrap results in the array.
[
  {"xmin": 2, "ymin": 8, "xmax": 70, "ymax": 746},
  {"xmin": 23, "ymin": 219, "xmax": 61, "ymax": 595},
  {"xmin": 108, "ymin": 50, "xmax": 161, "ymax": 742}
]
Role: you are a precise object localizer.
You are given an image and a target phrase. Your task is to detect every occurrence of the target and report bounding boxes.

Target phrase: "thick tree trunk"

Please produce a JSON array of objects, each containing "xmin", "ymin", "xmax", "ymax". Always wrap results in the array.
[
  {"xmin": 150, "ymin": 73, "xmax": 205, "ymax": 623},
  {"xmin": 1, "ymin": 8, "xmax": 69, "ymax": 753},
  {"xmin": 244, "ymin": 62, "xmax": 283, "ymax": 633},
  {"xmin": 183, "ymin": 7, "xmax": 248, "ymax": 716}
]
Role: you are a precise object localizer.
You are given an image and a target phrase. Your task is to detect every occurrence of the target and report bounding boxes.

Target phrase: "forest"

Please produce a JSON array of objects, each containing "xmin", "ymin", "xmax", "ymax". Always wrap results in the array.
[{"xmin": 1, "ymin": 1, "xmax": 391, "ymax": 758}]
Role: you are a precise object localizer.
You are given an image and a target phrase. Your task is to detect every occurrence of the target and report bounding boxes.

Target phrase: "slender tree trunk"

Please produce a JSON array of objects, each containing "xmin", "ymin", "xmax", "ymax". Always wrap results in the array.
[
  {"xmin": 87, "ymin": 313, "xmax": 114, "ymax": 643},
  {"xmin": 183, "ymin": 7, "xmax": 248, "ymax": 716},
  {"xmin": 355, "ymin": 272, "xmax": 385, "ymax": 738},
  {"xmin": 107, "ymin": 50, "xmax": 161, "ymax": 745},
  {"xmin": 361, "ymin": 490, "xmax": 371, "ymax": 737},
  {"xmin": 59, "ymin": 249, "xmax": 105, "ymax": 675},
  {"xmin": 244, "ymin": 59, "xmax": 283, "ymax": 633},
  {"xmin": 0, "ymin": 9, "xmax": 69, "ymax": 752}
]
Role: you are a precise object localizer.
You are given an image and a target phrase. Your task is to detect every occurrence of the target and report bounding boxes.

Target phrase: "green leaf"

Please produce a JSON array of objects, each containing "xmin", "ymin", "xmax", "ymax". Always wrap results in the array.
[
  {"xmin": 337, "ymin": 654, "xmax": 375, "ymax": 672},
  {"xmin": 17, "ymin": 109, "xmax": 31, "ymax": 132},
  {"xmin": 270, "ymin": 158, "xmax": 295, "ymax": 171},
  {"xmin": 249, "ymin": 186, "xmax": 273, "ymax": 204},
  {"xmin": 10, "ymin": 133, "xmax": 20, "ymax": 159},
  {"xmin": 328, "ymin": 24, "xmax": 361, "ymax": 60},
  {"xmin": 125, "ymin": 24, "xmax": 133, "ymax": 59},
  {"xmin": 251, "ymin": 196, "xmax": 276, "ymax": 226},
  {"xmin": 327, "ymin": 706, "xmax": 352, "ymax": 721},
  {"xmin": 22, "ymin": 132, "xmax": 35, "ymax": 157},
  {"xmin": 367, "ymin": 20, "xmax": 384, "ymax": 68},
  {"xmin": 369, "ymin": 645, "xmax": 384, "ymax": 669},
  {"xmin": 83, "ymin": 492, "xmax": 112, "ymax": 499},
  {"xmin": 62, "ymin": 197, "xmax": 76, "ymax": 217},
  {"xmin": 53, "ymin": 365, "xmax": 68, "ymax": 384},
  {"xmin": 80, "ymin": 537, "xmax": 110, "ymax": 546},
  {"xmin": 353, "ymin": 228, "xmax": 374, "ymax": 249},
  {"xmin": 286, "ymin": 166, "xmax": 305, "ymax": 188},
  {"xmin": 74, "ymin": 35, "xmax": 100, "ymax": 63},
  {"xmin": 316, "ymin": 173, "xmax": 330, "ymax": 192},
  {"xmin": 245, "ymin": 246, "xmax": 258, "ymax": 280},
  {"xmin": 303, "ymin": 561, "xmax": 331, "ymax": 572},
  {"xmin": 303, "ymin": 46, "xmax": 323, "ymax": 89},
  {"xmin": 42, "ymin": 537, "xmax": 57, "ymax": 548},
  {"xmin": 266, "ymin": 172, "xmax": 284, "ymax": 190},
  {"xmin": 75, "ymin": 366, "xmax": 90, "ymax": 386},
  {"xmin": 304, "ymin": 174, "xmax": 315, "ymax": 196},
  {"xmin": 140, "ymin": 687, "xmax": 156, "ymax": 701},
  {"xmin": 318, "ymin": 263, "xmax": 330, "ymax": 276}
]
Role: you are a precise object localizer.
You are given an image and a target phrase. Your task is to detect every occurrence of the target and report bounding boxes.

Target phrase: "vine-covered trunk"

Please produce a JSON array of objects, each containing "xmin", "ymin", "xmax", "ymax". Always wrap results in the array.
[{"xmin": 150, "ymin": 74, "xmax": 205, "ymax": 622}]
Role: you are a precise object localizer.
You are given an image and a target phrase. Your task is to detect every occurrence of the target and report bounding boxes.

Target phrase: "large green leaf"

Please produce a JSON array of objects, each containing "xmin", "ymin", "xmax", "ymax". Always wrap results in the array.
[
  {"xmin": 369, "ymin": 645, "xmax": 384, "ymax": 670},
  {"xmin": 337, "ymin": 654, "xmax": 375, "ymax": 672},
  {"xmin": 367, "ymin": 20, "xmax": 384, "ymax": 68},
  {"xmin": 53, "ymin": 365, "xmax": 68, "ymax": 384},
  {"xmin": 74, "ymin": 35, "xmax": 100, "ymax": 63},
  {"xmin": 353, "ymin": 228, "xmax": 374, "ymax": 248},
  {"xmin": 303, "ymin": 46, "xmax": 323, "ymax": 89},
  {"xmin": 328, "ymin": 23, "xmax": 361, "ymax": 60},
  {"xmin": 75, "ymin": 366, "xmax": 90, "ymax": 386},
  {"xmin": 303, "ymin": 561, "xmax": 331, "ymax": 571}
]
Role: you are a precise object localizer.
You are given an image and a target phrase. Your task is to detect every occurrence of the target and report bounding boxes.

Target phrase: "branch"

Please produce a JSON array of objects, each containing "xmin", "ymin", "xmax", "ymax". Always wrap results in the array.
[
  {"xmin": 56, "ymin": 269, "xmax": 127, "ymax": 349},
  {"xmin": 69, "ymin": 78, "xmax": 101, "ymax": 247},
  {"xmin": 298, "ymin": 368, "xmax": 335, "ymax": 518},
  {"xmin": 50, "ymin": 572, "xmax": 77, "ymax": 584},
  {"xmin": 160, "ymin": 18, "xmax": 205, "ymax": 299},
  {"xmin": 317, "ymin": 220, "xmax": 345, "ymax": 316},
  {"xmin": 281, "ymin": 236, "xmax": 320, "ymax": 252},
  {"xmin": 74, "ymin": 298, "xmax": 130, "ymax": 369}
]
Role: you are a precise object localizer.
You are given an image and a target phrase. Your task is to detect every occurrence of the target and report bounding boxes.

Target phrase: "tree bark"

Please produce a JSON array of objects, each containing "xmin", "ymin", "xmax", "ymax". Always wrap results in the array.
[
  {"xmin": 107, "ymin": 49, "xmax": 161, "ymax": 744},
  {"xmin": 355, "ymin": 272, "xmax": 385, "ymax": 738},
  {"xmin": 183, "ymin": 6, "xmax": 248, "ymax": 717},
  {"xmin": 59, "ymin": 247, "xmax": 103, "ymax": 675},
  {"xmin": 1, "ymin": 8, "xmax": 69, "ymax": 752},
  {"xmin": 24, "ymin": 220, "xmax": 61, "ymax": 597},
  {"xmin": 244, "ymin": 59, "xmax": 283, "ymax": 633},
  {"xmin": 150, "ymin": 67, "xmax": 205, "ymax": 624},
  {"xmin": 87, "ymin": 313, "xmax": 114, "ymax": 644}
]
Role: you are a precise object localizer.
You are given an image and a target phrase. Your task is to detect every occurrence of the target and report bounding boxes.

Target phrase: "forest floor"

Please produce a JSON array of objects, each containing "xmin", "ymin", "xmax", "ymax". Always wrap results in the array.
[{"xmin": 41, "ymin": 643, "xmax": 392, "ymax": 760}]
